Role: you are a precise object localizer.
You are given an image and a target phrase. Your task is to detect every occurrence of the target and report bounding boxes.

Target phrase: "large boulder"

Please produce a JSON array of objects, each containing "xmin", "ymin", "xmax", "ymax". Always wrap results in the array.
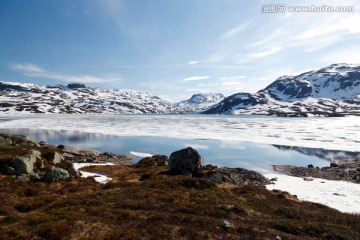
[
  {"xmin": 43, "ymin": 166, "xmax": 70, "ymax": 183},
  {"xmin": 0, "ymin": 132, "xmax": 39, "ymax": 147},
  {"xmin": 135, "ymin": 155, "xmax": 168, "ymax": 168},
  {"xmin": 44, "ymin": 151, "xmax": 64, "ymax": 164},
  {"xmin": 202, "ymin": 168, "xmax": 270, "ymax": 186},
  {"xmin": 9, "ymin": 150, "xmax": 41, "ymax": 175},
  {"xmin": 168, "ymin": 147, "xmax": 204, "ymax": 177}
]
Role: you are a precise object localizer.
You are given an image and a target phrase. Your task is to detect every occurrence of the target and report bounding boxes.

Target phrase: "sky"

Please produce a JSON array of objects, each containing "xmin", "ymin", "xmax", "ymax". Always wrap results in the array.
[{"xmin": 1, "ymin": 0, "xmax": 360, "ymax": 102}]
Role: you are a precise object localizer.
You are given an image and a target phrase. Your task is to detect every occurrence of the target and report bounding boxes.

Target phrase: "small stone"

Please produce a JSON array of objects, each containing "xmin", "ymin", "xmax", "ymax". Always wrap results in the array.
[
  {"xmin": 67, "ymin": 166, "xmax": 80, "ymax": 177},
  {"xmin": 307, "ymin": 164, "xmax": 314, "ymax": 169},
  {"xmin": 303, "ymin": 177, "xmax": 314, "ymax": 181},
  {"xmin": 330, "ymin": 163, "xmax": 339, "ymax": 168},
  {"xmin": 222, "ymin": 220, "xmax": 231, "ymax": 229},
  {"xmin": 270, "ymin": 177, "xmax": 278, "ymax": 181},
  {"xmin": 18, "ymin": 174, "xmax": 30, "ymax": 182}
]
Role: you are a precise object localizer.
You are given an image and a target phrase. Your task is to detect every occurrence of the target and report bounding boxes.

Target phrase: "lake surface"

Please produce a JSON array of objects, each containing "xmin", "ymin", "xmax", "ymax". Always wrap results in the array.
[{"xmin": 1, "ymin": 114, "xmax": 360, "ymax": 173}]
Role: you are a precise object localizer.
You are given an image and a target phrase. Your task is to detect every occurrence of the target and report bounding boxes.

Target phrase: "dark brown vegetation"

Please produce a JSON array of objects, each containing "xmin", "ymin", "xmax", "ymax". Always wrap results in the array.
[{"xmin": 1, "ymin": 157, "xmax": 360, "ymax": 240}]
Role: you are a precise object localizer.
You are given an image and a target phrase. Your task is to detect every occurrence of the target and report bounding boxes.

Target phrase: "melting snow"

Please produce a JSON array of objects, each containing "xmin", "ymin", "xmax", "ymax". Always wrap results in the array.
[
  {"xmin": 265, "ymin": 173, "xmax": 360, "ymax": 213},
  {"xmin": 73, "ymin": 163, "xmax": 114, "ymax": 184}
]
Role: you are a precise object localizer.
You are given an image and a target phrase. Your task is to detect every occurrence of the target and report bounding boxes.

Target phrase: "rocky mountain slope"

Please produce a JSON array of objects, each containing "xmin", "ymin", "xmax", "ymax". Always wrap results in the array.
[
  {"xmin": 0, "ymin": 82, "xmax": 223, "ymax": 114},
  {"xmin": 173, "ymin": 93, "xmax": 224, "ymax": 113},
  {"xmin": 202, "ymin": 63, "xmax": 360, "ymax": 116},
  {"xmin": 0, "ymin": 82, "xmax": 174, "ymax": 114}
]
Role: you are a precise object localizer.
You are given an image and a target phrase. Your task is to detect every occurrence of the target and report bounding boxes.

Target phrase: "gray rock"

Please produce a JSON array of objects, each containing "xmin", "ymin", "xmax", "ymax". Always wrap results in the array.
[
  {"xmin": 203, "ymin": 168, "xmax": 270, "ymax": 185},
  {"xmin": 168, "ymin": 147, "xmax": 204, "ymax": 177},
  {"xmin": 53, "ymin": 152, "xmax": 64, "ymax": 164},
  {"xmin": 0, "ymin": 137, "xmax": 12, "ymax": 146},
  {"xmin": 29, "ymin": 172, "xmax": 41, "ymax": 182},
  {"xmin": 222, "ymin": 220, "xmax": 231, "ymax": 229},
  {"xmin": 303, "ymin": 177, "xmax": 314, "ymax": 181},
  {"xmin": 0, "ymin": 164, "xmax": 16, "ymax": 175},
  {"xmin": 330, "ymin": 162, "xmax": 340, "ymax": 168},
  {"xmin": 0, "ymin": 132, "xmax": 39, "ymax": 147},
  {"xmin": 135, "ymin": 155, "xmax": 168, "ymax": 168},
  {"xmin": 9, "ymin": 150, "xmax": 41, "ymax": 175},
  {"xmin": 43, "ymin": 166, "xmax": 70, "ymax": 183},
  {"xmin": 18, "ymin": 174, "xmax": 31, "ymax": 182},
  {"xmin": 67, "ymin": 165, "xmax": 80, "ymax": 176}
]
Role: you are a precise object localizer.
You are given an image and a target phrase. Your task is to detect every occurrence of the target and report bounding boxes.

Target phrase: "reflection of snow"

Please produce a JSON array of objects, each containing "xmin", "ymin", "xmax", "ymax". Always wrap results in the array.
[
  {"xmin": 0, "ymin": 114, "xmax": 359, "ymax": 152},
  {"xmin": 130, "ymin": 151, "xmax": 153, "ymax": 158},
  {"xmin": 73, "ymin": 163, "xmax": 114, "ymax": 184},
  {"xmin": 265, "ymin": 173, "xmax": 360, "ymax": 213},
  {"xmin": 183, "ymin": 143, "xmax": 209, "ymax": 150}
]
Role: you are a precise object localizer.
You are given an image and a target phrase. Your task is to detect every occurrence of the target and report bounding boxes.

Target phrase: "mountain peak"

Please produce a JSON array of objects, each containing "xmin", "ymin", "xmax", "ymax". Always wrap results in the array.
[{"xmin": 203, "ymin": 63, "xmax": 360, "ymax": 116}]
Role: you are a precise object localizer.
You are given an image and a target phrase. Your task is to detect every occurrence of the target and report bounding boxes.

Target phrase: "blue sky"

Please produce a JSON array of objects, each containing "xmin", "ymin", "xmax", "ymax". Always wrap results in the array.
[{"xmin": 1, "ymin": 0, "xmax": 360, "ymax": 102}]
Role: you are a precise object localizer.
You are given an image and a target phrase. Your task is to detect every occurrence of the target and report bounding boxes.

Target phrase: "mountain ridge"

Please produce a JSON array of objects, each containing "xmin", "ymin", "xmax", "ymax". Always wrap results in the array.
[
  {"xmin": 1, "ymin": 63, "xmax": 360, "ymax": 116},
  {"xmin": 202, "ymin": 63, "xmax": 360, "ymax": 116},
  {"xmin": 0, "ymin": 81, "xmax": 221, "ymax": 114}
]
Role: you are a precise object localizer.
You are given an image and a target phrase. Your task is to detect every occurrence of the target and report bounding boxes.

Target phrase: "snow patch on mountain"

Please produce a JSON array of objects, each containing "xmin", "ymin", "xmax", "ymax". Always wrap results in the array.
[
  {"xmin": 203, "ymin": 63, "xmax": 360, "ymax": 116},
  {"xmin": 173, "ymin": 93, "xmax": 224, "ymax": 113},
  {"xmin": 0, "ymin": 82, "xmax": 172, "ymax": 114}
]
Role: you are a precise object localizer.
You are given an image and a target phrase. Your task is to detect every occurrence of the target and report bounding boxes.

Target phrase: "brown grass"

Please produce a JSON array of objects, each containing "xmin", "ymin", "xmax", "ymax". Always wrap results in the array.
[{"xmin": 0, "ymin": 163, "xmax": 360, "ymax": 239}]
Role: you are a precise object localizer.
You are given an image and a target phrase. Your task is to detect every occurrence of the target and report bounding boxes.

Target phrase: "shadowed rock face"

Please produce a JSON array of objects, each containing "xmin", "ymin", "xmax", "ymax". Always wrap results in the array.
[
  {"xmin": 169, "ymin": 147, "xmax": 204, "ymax": 177},
  {"xmin": 202, "ymin": 63, "xmax": 360, "ymax": 116},
  {"xmin": 202, "ymin": 168, "xmax": 270, "ymax": 186},
  {"xmin": 43, "ymin": 166, "xmax": 70, "ymax": 183}
]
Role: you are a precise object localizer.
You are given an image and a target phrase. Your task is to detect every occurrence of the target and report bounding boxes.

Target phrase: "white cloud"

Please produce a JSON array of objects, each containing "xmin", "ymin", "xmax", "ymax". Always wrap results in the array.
[
  {"xmin": 220, "ymin": 76, "xmax": 246, "ymax": 81},
  {"xmin": 183, "ymin": 76, "xmax": 210, "ymax": 81},
  {"xmin": 10, "ymin": 63, "xmax": 44, "ymax": 73},
  {"xmin": 297, "ymin": 15, "xmax": 360, "ymax": 40},
  {"xmin": 246, "ymin": 46, "xmax": 282, "ymax": 58},
  {"xmin": 320, "ymin": 46, "xmax": 360, "ymax": 64},
  {"xmin": 188, "ymin": 60, "xmax": 199, "ymax": 65},
  {"xmin": 220, "ymin": 21, "xmax": 253, "ymax": 40},
  {"xmin": 186, "ymin": 88, "xmax": 209, "ymax": 92},
  {"xmin": 9, "ymin": 63, "xmax": 122, "ymax": 83}
]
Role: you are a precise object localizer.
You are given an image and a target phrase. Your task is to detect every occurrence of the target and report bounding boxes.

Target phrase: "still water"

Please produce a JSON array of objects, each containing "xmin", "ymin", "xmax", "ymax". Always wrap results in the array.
[{"xmin": 0, "ymin": 128, "xmax": 351, "ymax": 174}]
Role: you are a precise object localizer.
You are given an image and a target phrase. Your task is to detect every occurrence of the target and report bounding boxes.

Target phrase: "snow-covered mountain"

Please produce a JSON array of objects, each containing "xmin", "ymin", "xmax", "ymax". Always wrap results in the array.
[
  {"xmin": 0, "ymin": 82, "xmax": 173, "ymax": 114},
  {"xmin": 173, "ymin": 93, "xmax": 224, "ymax": 113},
  {"xmin": 0, "ymin": 81, "xmax": 224, "ymax": 114},
  {"xmin": 203, "ymin": 63, "xmax": 360, "ymax": 116}
]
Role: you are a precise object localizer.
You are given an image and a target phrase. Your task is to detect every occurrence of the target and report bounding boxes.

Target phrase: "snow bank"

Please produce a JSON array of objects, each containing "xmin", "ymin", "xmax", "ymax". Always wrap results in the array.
[
  {"xmin": 73, "ymin": 163, "xmax": 114, "ymax": 184},
  {"xmin": 265, "ymin": 173, "xmax": 360, "ymax": 214}
]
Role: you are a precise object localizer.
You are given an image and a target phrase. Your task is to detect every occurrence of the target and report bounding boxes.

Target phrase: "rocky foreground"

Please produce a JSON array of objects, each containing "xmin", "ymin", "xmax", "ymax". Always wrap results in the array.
[
  {"xmin": 273, "ymin": 160, "xmax": 360, "ymax": 184},
  {"xmin": 1, "ymin": 132, "xmax": 360, "ymax": 239}
]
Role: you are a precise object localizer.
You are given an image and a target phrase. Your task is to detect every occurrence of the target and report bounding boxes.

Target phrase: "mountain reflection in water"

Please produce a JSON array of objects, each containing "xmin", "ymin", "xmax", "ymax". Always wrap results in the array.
[{"xmin": 1, "ymin": 128, "xmax": 358, "ymax": 173}]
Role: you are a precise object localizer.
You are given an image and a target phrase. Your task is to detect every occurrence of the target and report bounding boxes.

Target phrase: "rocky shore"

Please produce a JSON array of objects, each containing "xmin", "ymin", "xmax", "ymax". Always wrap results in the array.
[
  {"xmin": 273, "ymin": 160, "xmax": 360, "ymax": 184},
  {"xmin": 0, "ymin": 132, "xmax": 268, "ymax": 186},
  {"xmin": 1, "ymin": 132, "xmax": 360, "ymax": 239}
]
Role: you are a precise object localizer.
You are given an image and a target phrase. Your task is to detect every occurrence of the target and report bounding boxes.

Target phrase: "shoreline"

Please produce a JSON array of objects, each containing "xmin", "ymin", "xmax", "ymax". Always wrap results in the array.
[
  {"xmin": 1, "ymin": 131, "xmax": 360, "ymax": 239},
  {"xmin": 0, "ymin": 130, "xmax": 360, "ymax": 213}
]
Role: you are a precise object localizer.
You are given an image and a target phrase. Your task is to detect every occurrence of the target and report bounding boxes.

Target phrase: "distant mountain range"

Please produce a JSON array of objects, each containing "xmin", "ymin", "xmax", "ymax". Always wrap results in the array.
[
  {"xmin": 173, "ymin": 93, "xmax": 224, "ymax": 113},
  {"xmin": 203, "ymin": 63, "xmax": 360, "ymax": 116},
  {"xmin": 1, "ymin": 63, "xmax": 360, "ymax": 116},
  {"xmin": 0, "ymin": 81, "xmax": 223, "ymax": 114}
]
